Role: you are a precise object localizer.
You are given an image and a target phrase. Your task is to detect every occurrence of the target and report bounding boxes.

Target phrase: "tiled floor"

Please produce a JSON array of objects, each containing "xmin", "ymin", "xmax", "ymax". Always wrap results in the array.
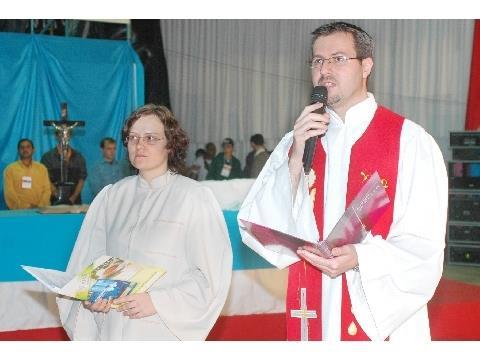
[{"xmin": 443, "ymin": 263, "xmax": 480, "ymax": 285}]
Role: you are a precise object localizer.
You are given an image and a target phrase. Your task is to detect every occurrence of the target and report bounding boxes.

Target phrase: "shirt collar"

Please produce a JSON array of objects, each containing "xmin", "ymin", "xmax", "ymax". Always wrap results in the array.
[
  {"xmin": 103, "ymin": 158, "xmax": 118, "ymax": 165},
  {"xmin": 137, "ymin": 170, "xmax": 175, "ymax": 190},
  {"xmin": 54, "ymin": 147, "xmax": 75, "ymax": 158},
  {"xmin": 326, "ymin": 93, "xmax": 378, "ymax": 131},
  {"xmin": 254, "ymin": 147, "xmax": 266, "ymax": 156},
  {"xmin": 17, "ymin": 160, "xmax": 33, "ymax": 168}
]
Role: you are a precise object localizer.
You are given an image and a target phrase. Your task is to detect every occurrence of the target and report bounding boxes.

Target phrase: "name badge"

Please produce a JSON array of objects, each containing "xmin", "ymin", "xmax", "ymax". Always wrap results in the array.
[
  {"xmin": 220, "ymin": 164, "xmax": 232, "ymax": 178},
  {"xmin": 22, "ymin": 176, "xmax": 32, "ymax": 189}
]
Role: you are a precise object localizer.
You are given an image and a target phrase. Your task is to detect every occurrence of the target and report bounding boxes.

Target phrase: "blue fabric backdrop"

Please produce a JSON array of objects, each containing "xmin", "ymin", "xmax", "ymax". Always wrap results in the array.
[{"xmin": 0, "ymin": 33, "xmax": 144, "ymax": 208}]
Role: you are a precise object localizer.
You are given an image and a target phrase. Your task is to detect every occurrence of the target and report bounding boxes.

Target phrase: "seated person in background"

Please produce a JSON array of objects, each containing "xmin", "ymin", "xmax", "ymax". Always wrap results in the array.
[
  {"xmin": 206, "ymin": 137, "xmax": 243, "ymax": 180},
  {"xmin": 188, "ymin": 148, "xmax": 208, "ymax": 181},
  {"xmin": 56, "ymin": 104, "xmax": 232, "ymax": 340},
  {"xmin": 89, "ymin": 137, "xmax": 131, "ymax": 198},
  {"xmin": 244, "ymin": 133, "xmax": 270, "ymax": 178},
  {"xmin": 3, "ymin": 138, "xmax": 51, "ymax": 209},
  {"xmin": 204, "ymin": 142, "xmax": 217, "ymax": 173},
  {"xmin": 41, "ymin": 129, "xmax": 87, "ymax": 205}
]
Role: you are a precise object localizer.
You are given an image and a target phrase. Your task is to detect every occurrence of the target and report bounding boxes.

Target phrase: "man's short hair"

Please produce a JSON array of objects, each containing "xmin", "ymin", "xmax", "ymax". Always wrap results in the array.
[
  {"xmin": 17, "ymin": 138, "xmax": 34, "ymax": 149},
  {"xmin": 311, "ymin": 21, "xmax": 374, "ymax": 60},
  {"xmin": 222, "ymin": 137, "xmax": 234, "ymax": 147},
  {"xmin": 100, "ymin": 137, "xmax": 116, "ymax": 148},
  {"xmin": 195, "ymin": 148, "xmax": 206, "ymax": 157},
  {"xmin": 250, "ymin": 134, "xmax": 264, "ymax": 146}
]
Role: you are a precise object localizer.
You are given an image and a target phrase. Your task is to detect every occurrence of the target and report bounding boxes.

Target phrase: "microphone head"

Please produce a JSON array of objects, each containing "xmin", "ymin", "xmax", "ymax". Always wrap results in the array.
[{"xmin": 311, "ymin": 85, "xmax": 328, "ymax": 104}]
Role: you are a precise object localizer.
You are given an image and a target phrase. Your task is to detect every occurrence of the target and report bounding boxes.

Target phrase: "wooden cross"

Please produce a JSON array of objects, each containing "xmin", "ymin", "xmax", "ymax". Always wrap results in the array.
[
  {"xmin": 43, "ymin": 102, "xmax": 85, "ymax": 183},
  {"xmin": 290, "ymin": 287, "xmax": 317, "ymax": 341},
  {"xmin": 43, "ymin": 102, "xmax": 85, "ymax": 128},
  {"xmin": 43, "ymin": 102, "xmax": 85, "ymax": 204}
]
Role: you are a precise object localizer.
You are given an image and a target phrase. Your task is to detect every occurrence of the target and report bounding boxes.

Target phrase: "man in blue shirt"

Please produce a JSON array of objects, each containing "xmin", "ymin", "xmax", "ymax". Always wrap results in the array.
[{"xmin": 89, "ymin": 137, "xmax": 132, "ymax": 198}]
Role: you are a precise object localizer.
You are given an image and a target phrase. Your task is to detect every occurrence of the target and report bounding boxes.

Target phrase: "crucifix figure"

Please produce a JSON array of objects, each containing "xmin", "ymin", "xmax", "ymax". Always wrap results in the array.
[
  {"xmin": 43, "ymin": 102, "xmax": 85, "ymax": 205},
  {"xmin": 290, "ymin": 287, "xmax": 317, "ymax": 341}
]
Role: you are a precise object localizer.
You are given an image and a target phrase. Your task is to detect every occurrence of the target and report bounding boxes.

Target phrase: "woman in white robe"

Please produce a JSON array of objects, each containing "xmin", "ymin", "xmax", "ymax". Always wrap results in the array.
[{"xmin": 56, "ymin": 104, "xmax": 233, "ymax": 340}]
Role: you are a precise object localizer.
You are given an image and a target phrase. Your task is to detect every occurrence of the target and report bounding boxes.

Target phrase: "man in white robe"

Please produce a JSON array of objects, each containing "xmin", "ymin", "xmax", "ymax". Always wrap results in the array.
[
  {"xmin": 238, "ymin": 22, "xmax": 447, "ymax": 341},
  {"xmin": 57, "ymin": 171, "xmax": 233, "ymax": 340}
]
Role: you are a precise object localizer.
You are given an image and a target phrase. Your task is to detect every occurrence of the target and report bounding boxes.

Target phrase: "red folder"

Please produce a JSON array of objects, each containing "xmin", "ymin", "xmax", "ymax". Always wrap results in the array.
[{"xmin": 240, "ymin": 172, "xmax": 390, "ymax": 259}]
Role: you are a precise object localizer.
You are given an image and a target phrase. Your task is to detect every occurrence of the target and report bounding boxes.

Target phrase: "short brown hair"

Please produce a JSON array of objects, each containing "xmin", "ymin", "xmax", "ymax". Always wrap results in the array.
[
  {"xmin": 17, "ymin": 138, "xmax": 34, "ymax": 149},
  {"xmin": 122, "ymin": 104, "xmax": 189, "ymax": 174},
  {"xmin": 311, "ymin": 22, "xmax": 374, "ymax": 60},
  {"xmin": 100, "ymin": 137, "xmax": 116, "ymax": 148}
]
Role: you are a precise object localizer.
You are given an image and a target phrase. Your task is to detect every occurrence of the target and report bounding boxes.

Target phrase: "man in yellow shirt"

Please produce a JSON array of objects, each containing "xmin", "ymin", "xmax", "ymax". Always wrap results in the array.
[{"xmin": 3, "ymin": 138, "xmax": 51, "ymax": 209}]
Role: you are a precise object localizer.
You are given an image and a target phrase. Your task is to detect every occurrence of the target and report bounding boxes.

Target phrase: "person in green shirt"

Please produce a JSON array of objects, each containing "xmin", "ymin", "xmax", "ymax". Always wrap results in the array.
[{"xmin": 206, "ymin": 138, "xmax": 243, "ymax": 180}]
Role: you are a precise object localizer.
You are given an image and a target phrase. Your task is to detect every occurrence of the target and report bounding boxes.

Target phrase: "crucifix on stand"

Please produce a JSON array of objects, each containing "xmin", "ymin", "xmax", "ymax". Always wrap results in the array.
[{"xmin": 43, "ymin": 102, "xmax": 85, "ymax": 205}]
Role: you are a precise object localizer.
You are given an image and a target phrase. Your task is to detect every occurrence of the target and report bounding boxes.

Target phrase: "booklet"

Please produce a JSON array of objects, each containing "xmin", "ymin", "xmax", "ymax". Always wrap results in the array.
[
  {"xmin": 38, "ymin": 204, "xmax": 89, "ymax": 214},
  {"xmin": 240, "ymin": 171, "xmax": 390, "ymax": 259},
  {"xmin": 22, "ymin": 255, "xmax": 166, "ymax": 305}
]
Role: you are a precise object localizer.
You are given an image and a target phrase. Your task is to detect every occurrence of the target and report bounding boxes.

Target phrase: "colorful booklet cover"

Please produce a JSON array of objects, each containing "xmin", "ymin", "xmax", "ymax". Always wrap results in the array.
[
  {"xmin": 21, "ymin": 256, "xmax": 166, "ymax": 304},
  {"xmin": 87, "ymin": 279, "xmax": 134, "ymax": 303},
  {"xmin": 240, "ymin": 171, "xmax": 390, "ymax": 259}
]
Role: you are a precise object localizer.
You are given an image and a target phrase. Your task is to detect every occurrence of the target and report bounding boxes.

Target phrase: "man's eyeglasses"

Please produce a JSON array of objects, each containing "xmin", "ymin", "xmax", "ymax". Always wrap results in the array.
[
  {"xmin": 309, "ymin": 55, "xmax": 361, "ymax": 69},
  {"xmin": 125, "ymin": 135, "xmax": 165, "ymax": 146}
]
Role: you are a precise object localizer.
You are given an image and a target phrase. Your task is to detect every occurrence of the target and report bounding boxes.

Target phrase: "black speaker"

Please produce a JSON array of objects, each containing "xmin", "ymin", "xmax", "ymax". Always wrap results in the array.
[
  {"xmin": 448, "ymin": 193, "xmax": 480, "ymax": 222},
  {"xmin": 450, "ymin": 131, "xmax": 480, "ymax": 147},
  {"xmin": 449, "ymin": 224, "xmax": 480, "ymax": 243},
  {"xmin": 448, "ymin": 245, "xmax": 480, "ymax": 265},
  {"xmin": 452, "ymin": 148, "xmax": 480, "ymax": 161},
  {"xmin": 448, "ymin": 162, "xmax": 480, "ymax": 189}
]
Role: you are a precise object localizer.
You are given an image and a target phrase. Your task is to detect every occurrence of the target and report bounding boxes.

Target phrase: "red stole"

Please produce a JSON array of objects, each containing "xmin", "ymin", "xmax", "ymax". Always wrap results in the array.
[{"xmin": 286, "ymin": 106, "xmax": 405, "ymax": 340}]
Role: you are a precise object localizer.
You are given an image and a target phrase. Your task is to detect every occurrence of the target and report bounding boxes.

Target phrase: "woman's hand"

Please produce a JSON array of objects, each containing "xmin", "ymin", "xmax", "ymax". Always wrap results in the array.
[{"xmin": 113, "ymin": 293, "xmax": 157, "ymax": 319}]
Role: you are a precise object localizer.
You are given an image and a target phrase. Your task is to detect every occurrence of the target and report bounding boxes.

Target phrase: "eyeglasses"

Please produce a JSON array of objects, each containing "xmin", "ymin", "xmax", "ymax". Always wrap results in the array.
[
  {"xmin": 309, "ymin": 55, "xmax": 361, "ymax": 69},
  {"xmin": 125, "ymin": 134, "xmax": 165, "ymax": 146}
]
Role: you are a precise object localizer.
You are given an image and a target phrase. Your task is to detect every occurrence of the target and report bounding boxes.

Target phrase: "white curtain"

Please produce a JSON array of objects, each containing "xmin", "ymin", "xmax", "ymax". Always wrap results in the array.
[{"xmin": 160, "ymin": 19, "xmax": 474, "ymax": 165}]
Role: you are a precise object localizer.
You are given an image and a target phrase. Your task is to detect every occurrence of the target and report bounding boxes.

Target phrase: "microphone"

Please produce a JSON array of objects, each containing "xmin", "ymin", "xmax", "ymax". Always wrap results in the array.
[{"xmin": 303, "ymin": 85, "xmax": 328, "ymax": 175}]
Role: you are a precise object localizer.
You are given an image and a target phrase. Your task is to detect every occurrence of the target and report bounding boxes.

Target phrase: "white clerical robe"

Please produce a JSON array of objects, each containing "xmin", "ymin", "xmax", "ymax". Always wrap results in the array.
[
  {"xmin": 238, "ymin": 93, "xmax": 447, "ymax": 341},
  {"xmin": 57, "ymin": 171, "xmax": 233, "ymax": 340}
]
